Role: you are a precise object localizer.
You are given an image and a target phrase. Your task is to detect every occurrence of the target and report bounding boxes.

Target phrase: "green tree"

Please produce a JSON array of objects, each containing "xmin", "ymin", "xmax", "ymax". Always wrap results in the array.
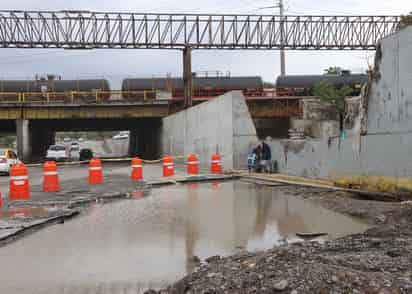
[
  {"xmin": 400, "ymin": 12, "xmax": 412, "ymax": 28},
  {"xmin": 313, "ymin": 81, "xmax": 352, "ymax": 131},
  {"xmin": 323, "ymin": 66, "xmax": 342, "ymax": 75},
  {"xmin": 46, "ymin": 74, "xmax": 56, "ymax": 81}
]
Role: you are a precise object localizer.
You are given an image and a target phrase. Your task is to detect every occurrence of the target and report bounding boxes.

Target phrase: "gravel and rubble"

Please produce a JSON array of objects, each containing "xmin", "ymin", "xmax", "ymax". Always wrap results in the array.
[{"xmin": 149, "ymin": 184, "xmax": 412, "ymax": 294}]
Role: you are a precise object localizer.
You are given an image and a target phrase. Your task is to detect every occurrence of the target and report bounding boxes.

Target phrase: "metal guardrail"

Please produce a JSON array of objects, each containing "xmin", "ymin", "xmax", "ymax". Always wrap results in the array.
[
  {"xmin": 0, "ymin": 89, "xmax": 307, "ymax": 104},
  {"xmin": 0, "ymin": 90, "xmax": 157, "ymax": 103}
]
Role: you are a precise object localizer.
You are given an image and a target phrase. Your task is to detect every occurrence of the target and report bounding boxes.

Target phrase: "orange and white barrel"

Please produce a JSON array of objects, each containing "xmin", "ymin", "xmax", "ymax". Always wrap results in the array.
[
  {"xmin": 163, "ymin": 155, "xmax": 174, "ymax": 177},
  {"xmin": 89, "ymin": 158, "xmax": 103, "ymax": 185},
  {"xmin": 9, "ymin": 163, "xmax": 30, "ymax": 200},
  {"xmin": 43, "ymin": 161, "xmax": 60, "ymax": 192},
  {"xmin": 210, "ymin": 153, "xmax": 222, "ymax": 174},
  {"xmin": 131, "ymin": 157, "xmax": 143, "ymax": 181},
  {"xmin": 187, "ymin": 153, "xmax": 199, "ymax": 175}
]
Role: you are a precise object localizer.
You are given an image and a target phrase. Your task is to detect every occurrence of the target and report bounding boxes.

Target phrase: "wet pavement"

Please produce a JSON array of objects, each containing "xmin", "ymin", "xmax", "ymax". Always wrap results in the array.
[{"xmin": 0, "ymin": 180, "xmax": 370, "ymax": 294}]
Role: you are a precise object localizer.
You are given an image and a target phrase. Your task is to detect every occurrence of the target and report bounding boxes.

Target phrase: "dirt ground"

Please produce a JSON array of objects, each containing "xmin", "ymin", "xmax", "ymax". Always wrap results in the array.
[{"xmin": 148, "ymin": 184, "xmax": 412, "ymax": 294}]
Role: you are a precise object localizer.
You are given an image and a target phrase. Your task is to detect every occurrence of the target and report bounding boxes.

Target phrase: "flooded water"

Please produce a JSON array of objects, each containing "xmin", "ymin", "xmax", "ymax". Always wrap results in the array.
[{"xmin": 0, "ymin": 181, "xmax": 369, "ymax": 294}]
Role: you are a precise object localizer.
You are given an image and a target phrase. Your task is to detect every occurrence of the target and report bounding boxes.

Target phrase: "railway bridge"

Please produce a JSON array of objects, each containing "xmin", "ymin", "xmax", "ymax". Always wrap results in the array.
[
  {"xmin": 0, "ymin": 10, "xmax": 401, "ymax": 161},
  {"xmin": 0, "ymin": 10, "xmax": 401, "ymax": 107},
  {"xmin": 0, "ymin": 91, "xmax": 301, "ymax": 161}
]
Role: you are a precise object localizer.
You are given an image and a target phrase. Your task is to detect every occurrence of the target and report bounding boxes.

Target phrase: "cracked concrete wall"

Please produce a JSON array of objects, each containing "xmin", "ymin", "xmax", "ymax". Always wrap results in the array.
[
  {"xmin": 161, "ymin": 91, "xmax": 257, "ymax": 170},
  {"xmin": 269, "ymin": 26, "xmax": 412, "ymax": 181}
]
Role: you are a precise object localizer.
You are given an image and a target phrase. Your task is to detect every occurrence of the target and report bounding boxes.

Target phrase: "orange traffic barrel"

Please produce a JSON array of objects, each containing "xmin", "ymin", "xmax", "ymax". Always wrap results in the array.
[
  {"xmin": 89, "ymin": 158, "xmax": 103, "ymax": 185},
  {"xmin": 187, "ymin": 153, "xmax": 199, "ymax": 175},
  {"xmin": 210, "ymin": 153, "xmax": 222, "ymax": 174},
  {"xmin": 9, "ymin": 163, "xmax": 30, "ymax": 200},
  {"xmin": 131, "ymin": 157, "xmax": 143, "ymax": 181},
  {"xmin": 43, "ymin": 161, "xmax": 60, "ymax": 192},
  {"xmin": 163, "ymin": 155, "xmax": 174, "ymax": 177}
]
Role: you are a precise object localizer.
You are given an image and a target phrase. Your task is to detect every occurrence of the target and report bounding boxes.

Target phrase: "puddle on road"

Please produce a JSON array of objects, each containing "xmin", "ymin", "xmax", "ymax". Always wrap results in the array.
[{"xmin": 0, "ymin": 181, "xmax": 369, "ymax": 294}]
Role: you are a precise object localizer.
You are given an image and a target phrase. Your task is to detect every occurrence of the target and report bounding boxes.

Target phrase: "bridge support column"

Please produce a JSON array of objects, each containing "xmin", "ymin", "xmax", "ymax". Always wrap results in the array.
[
  {"xmin": 16, "ymin": 119, "xmax": 31, "ymax": 162},
  {"xmin": 183, "ymin": 47, "xmax": 192, "ymax": 108}
]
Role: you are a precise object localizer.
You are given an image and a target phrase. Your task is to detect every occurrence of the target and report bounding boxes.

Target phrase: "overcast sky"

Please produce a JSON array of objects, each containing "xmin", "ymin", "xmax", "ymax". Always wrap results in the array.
[{"xmin": 0, "ymin": 0, "xmax": 411, "ymax": 88}]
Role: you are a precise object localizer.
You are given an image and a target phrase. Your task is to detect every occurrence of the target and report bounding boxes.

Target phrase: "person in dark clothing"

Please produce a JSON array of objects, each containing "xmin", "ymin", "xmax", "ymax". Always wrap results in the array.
[
  {"xmin": 255, "ymin": 141, "xmax": 271, "ymax": 173},
  {"xmin": 261, "ymin": 141, "xmax": 271, "ymax": 161},
  {"xmin": 253, "ymin": 145, "xmax": 262, "ymax": 161}
]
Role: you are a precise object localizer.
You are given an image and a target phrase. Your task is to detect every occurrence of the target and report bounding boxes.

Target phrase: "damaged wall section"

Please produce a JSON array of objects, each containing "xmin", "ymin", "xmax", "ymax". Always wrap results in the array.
[{"xmin": 268, "ymin": 26, "xmax": 412, "ymax": 192}]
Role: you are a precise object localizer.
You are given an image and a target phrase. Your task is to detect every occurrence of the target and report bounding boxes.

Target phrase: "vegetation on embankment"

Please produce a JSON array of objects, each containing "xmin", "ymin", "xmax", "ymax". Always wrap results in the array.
[{"xmin": 400, "ymin": 12, "xmax": 412, "ymax": 28}]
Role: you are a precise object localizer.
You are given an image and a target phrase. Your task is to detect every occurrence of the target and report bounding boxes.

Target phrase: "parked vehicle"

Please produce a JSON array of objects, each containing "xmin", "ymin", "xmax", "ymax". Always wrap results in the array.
[
  {"xmin": 0, "ymin": 148, "xmax": 20, "ymax": 175},
  {"xmin": 79, "ymin": 148, "xmax": 94, "ymax": 161},
  {"xmin": 113, "ymin": 131, "xmax": 129, "ymax": 140},
  {"xmin": 70, "ymin": 142, "xmax": 80, "ymax": 151},
  {"xmin": 46, "ymin": 145, "xmax": 68, "ymax": 162}
]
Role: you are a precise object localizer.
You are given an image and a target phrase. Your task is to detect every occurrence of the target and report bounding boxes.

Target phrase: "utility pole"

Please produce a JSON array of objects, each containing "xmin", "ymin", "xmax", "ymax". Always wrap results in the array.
[
  {"xmin": 279, "ymin": 0, "xmax": 286, "ymax": 76},
  {"xmin": 260, "ymin": 0, "xmax": 286, "ymax": 76}
]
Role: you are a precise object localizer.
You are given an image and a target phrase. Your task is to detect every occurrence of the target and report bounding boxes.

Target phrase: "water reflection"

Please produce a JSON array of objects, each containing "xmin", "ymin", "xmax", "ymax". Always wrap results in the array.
[
  {"xmin": 0, "ymin": 207, "xmax": 50, "ymax": 219},
  {"xmin": 0, "ymin": 181, "xmax": 369, "ymax": 294}
]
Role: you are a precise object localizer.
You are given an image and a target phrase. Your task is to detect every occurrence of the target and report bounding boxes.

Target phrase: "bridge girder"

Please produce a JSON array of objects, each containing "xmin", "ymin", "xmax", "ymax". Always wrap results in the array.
[{"xmin": 0, "ymin": 11, "xmax": 400, "ymax": 50}]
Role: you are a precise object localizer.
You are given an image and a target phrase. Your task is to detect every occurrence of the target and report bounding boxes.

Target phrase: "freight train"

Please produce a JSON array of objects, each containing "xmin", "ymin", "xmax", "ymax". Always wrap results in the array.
[
  {"xmin": 121, "ymin": 76, "xmax": 264, "ymax": 99},
  {"xmin": 0, "ymin": 72, "xmax": 368, "ymax": 102},
  {"xmin": 0, "ymin": 79, "xmax": 110, "ymax": 102}
]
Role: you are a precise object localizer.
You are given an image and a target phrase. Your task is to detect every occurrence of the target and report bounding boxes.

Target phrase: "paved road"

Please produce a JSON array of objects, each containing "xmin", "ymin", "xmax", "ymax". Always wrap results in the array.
[
  {"xmin": 0, "ymin": 163, "xmax": 132, "ymax": 198},
  {"xmin": 0, "ymin": 138, "xmax": 131, "ymax": 198},
  {"xmin": 0, "ymin": 162, "xmax": 184, "ymax": 198}
]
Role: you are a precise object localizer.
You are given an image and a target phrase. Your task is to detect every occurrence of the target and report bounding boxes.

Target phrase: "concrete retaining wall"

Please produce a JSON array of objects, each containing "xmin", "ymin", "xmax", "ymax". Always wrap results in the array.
[
  {"xmin": 269, "ymin": 26, "xmax": 412, "ymax": 192},
  {"xmin": 161, "ymin": 91, "xmax": 257, "ymax": 170}
]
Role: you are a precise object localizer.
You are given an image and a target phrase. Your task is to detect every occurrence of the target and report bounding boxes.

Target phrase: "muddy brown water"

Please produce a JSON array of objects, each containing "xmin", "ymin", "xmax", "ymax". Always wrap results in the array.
[{"xmin": 0, "ymin": 181, "xmax": 369, "ymax": 294}]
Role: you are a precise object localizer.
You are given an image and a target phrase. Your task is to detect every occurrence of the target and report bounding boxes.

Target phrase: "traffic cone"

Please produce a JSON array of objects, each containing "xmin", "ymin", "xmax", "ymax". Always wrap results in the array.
[
  {"xmin": 89, "ymin": 158, "xmax": 103, "ymax": 185},
  {"xmin": 131, "ymin": 157, "xmax": 143, "ymax": 181},
  {"xmin": 211, "ymin": 153, "xmax": 222, "ymax": 174},
  {"xmin": 9, "ymin": 163, "xmax": 30, "ymax": 200},
  {"xmin": 163, "ymin": 155, "xmax": 174, "ymax": 177},
  {"xmin": 187, "ymin": 153, "xmax": 199, "ymax": 175},
  {"xmin": 43, "ymin": 161, "xmax": 60, "ymax": 192}
]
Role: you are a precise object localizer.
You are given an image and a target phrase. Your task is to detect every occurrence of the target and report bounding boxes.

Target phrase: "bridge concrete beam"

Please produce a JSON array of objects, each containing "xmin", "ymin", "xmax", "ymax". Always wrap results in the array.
[{"xmin": 0, "ymin": 104, "xmax": 169, "ymax": 120}]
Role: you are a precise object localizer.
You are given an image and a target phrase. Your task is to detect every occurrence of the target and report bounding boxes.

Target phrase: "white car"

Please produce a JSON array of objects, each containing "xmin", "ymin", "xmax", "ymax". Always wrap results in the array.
[
  {"xmin": 113, "ymin": 131, "xmax": 129, "ymax": 140},
  {"xmin": 46, "ymin": 145, "xmax": 68, "ymax": 162},
  {"xmin": 70, "ymin": 142, "xmax": 80, "ymax": 151},
  {"xmin": 0, "ymin": 148, "xmax": 20, "ymax": 175}
]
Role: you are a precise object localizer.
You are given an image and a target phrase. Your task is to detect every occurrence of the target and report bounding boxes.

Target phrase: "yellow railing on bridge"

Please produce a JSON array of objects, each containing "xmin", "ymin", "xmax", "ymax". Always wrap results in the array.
[{"xmin": 0, "ymin": 90, "xmax": 158, "ymax": 104}]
